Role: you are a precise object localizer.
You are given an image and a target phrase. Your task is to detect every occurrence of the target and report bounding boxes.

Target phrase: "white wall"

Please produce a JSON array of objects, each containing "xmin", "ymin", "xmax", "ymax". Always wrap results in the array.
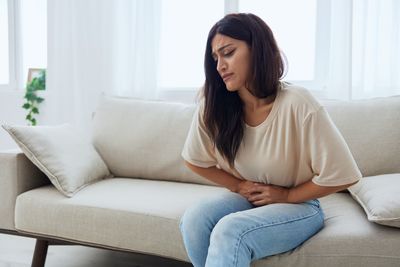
[
  {"xmin": 0, "ymin": 91, "xmax": 25, "ymax": 150},
  {"xmin": 0, "ymin": 90, "xmax": 48, "ymax": 150}
]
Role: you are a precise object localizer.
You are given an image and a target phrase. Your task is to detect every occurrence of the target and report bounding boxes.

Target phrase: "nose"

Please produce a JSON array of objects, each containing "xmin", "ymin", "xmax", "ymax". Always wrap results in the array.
[{"xmin": 216, "ymin": 58, "xmax": 227, "ymax": 73}]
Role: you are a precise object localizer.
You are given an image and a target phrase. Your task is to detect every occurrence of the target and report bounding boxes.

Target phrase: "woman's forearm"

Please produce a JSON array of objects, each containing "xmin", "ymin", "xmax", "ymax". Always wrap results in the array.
[
  {"xmin": 287, "ymin": 180, "xmax": 359, "ymax": 203},
  {"xmin": 184, "ymin": 161, "xmax": 243, "ymax": 192},
  {"xmin": 185, "ymin": 160, "xmax": 359, "ymax": 204}
]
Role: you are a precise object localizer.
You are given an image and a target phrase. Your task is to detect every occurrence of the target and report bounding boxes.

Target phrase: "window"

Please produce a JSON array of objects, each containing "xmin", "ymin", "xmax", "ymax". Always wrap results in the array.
[
  {"xmin": 239, "ymin": 0, "xmax": 317, "ymax": 81},
  {"xmin": 0, "ymin": 0, "xmax": 10, "ymax": 85},
  {"xmin": 157, "ymin": 0, "xmax": 224, "ymax": 90},
  {"xmin": 157, "ymin": 0, "xmax": 330, "ymax": 99},
  {"xmin": 0, "ymin": 0, "xmax": 47, "ymax": 90},
  {"xmin": 20, "ymin": 0, "xmax": 47, "ymax": 87}
]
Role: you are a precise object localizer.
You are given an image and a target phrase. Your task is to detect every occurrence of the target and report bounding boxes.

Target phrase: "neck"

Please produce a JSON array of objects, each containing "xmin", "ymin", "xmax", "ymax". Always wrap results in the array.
[{"xmin": 238, "ymin": 87, "xmax": 275, "ymax": 112}]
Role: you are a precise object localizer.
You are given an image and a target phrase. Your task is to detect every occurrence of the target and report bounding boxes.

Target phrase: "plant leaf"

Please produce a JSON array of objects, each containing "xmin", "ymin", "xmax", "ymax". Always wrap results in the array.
[
  {"xmin": 25, "ymin": 93, "xmax": 37, "ymax": 101},
  {"xmin": 22, "ymin": 103, "xmax": 31, "ymax": 109},
  {"xmin": 24, "ymin": 69, "xmax": 45, "ymax": 125}
]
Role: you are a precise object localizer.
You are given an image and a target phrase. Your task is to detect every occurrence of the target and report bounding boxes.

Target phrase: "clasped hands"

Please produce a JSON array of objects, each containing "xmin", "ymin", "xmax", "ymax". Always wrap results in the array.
[{"xmin": 235, "ymin": 180, "xmax": 290, "ymax": 206}]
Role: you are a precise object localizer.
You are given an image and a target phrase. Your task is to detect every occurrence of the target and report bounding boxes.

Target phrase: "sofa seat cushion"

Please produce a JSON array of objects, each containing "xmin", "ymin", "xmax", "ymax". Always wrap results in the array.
[
  {"xmin": 15, "ymin": 178, "xmax": 222, "ymax": 261},
  {"xmin": 15, "ymin": 178, "xmax": 400, "ymax": 266}
]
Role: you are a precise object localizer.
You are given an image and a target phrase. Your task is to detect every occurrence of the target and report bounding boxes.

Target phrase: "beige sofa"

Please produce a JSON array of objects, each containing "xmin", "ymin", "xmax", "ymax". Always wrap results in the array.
[{"xmin": 1, "ymin": 95, "xmax": 400, "ymax": 267}]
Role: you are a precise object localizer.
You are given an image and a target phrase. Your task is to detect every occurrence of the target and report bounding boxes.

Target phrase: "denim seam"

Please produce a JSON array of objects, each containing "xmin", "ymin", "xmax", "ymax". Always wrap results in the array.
[{"xmin": 232, "ymin": 208, "xmax": 322, "ymax": 267}]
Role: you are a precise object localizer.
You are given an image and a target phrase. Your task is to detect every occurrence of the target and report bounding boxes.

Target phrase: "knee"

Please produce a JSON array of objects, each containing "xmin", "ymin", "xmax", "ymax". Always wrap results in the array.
[
  {"xmin": 179, "ymin": 201, "xmax": 214, "ymax": 234},
  {"xmin": 207, "ymin": 213, "xmax": 259, "ymax": 264},
  {"xmin": 210, "ymin": 213, "xmax": 243, "ymax": 244}
]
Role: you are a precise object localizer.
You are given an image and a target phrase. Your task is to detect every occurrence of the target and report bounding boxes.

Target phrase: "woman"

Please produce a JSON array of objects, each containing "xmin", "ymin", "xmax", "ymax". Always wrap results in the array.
[{"xmin": 179, "ymin": 13, "xmax": 362, "ymax": 267}]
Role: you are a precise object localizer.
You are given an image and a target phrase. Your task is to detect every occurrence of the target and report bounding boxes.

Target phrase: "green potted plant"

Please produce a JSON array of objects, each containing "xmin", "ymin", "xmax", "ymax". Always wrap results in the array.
[{"xmin": 22, "ymin": 69, "xmax": 46, "ymax": 126}]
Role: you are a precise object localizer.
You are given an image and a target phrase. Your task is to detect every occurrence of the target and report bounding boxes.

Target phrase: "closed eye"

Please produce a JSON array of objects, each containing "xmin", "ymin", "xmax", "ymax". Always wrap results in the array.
[
  {"xmin": 212, "ymin": 49, "xmax": 236, "ymax": 63},
  {"xmin": 224, "ymin": 49, "xmax": 235, "ymax": 57}
]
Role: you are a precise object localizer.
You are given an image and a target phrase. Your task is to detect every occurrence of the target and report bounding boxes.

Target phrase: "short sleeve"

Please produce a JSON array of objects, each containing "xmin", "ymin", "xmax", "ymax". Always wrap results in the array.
[
  {"xmin": 303, "ymin": 107, "xmax": 362, "ymax": 186},
  {"xmin": 181, "ymin": 102, "xmax": 217, "ymax": 168}
]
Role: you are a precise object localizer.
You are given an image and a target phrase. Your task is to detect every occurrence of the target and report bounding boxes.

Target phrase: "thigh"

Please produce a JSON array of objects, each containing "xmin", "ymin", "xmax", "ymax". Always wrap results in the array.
[
  {"xmin": 179, "ymin": 192, "xmax": 255, "ymax": 267},
  {"xmin": 180, "ymin": 191, "xmax": 254, "ymax": 229},
  {"xmin": 211, "ymin": 199, "xmax": 324, "ymax": 261}
]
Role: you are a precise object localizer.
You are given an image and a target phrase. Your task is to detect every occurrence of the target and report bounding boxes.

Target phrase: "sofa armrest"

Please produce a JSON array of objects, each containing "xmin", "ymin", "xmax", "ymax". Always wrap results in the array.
[{"xmin": 0, "ymin": 149, "xmax": 50, "ymax": 231}]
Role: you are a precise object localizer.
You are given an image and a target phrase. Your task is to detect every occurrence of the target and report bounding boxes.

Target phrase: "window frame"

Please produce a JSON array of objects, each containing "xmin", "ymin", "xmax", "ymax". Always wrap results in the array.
[
  {"xmin": 0, "ymin": 0, "xmax": 14, "ymax": 90},
  {"xmin": 1, "ymin": 0, "xmax": 30, "ymax": 92},
  {"xmin": 2, "ymin": 1, "xmax": 331, "ymax": 99},
  {"xmin": 1, "ymin": 1, "xmax": 10, "ymax": 90},
  {"xmin": 158, "ymin": 0, "xmax": 331, "ymax": 102}
]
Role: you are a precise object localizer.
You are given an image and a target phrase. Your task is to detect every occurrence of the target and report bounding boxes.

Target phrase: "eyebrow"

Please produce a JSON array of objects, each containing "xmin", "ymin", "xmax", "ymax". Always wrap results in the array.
[{"xmin": 211, "ymin": 44, "xmax": 233, "ymax": 58}]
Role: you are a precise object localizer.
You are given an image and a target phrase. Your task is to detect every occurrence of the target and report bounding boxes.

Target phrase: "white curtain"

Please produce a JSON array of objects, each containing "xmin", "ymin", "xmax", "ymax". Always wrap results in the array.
[
  {"xmin": 46, "ymin": 0, "xmax": 161, "ymax": 131},
  {"xmin": 327, "ymin": 0, "xmax": 400, "ymax": 100},
  {"xmin": 45, "ymin": 0, "xmax": 400, "ymax": 126}
]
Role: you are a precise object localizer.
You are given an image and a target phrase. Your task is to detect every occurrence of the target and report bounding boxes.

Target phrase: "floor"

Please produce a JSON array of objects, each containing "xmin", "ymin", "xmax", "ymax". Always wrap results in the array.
[{"xmin": 0, "ymin": 233, "xmax": 192, "ymax": 267}]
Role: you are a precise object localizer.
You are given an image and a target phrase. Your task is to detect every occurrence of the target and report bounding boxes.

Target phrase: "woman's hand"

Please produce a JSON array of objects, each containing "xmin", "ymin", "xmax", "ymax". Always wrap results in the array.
[
  {"xmin": 245, "ymin": 183, "xmax": 290, "ymax": 206},
  {"xmin": 235, "ymin": 180, "xmax": 260, "ymax": 199}
]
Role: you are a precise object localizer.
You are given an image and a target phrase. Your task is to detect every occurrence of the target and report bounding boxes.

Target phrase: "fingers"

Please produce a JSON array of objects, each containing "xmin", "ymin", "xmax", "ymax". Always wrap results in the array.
[
  {"xmin": 247, "ymin": 184, "xmax": 263, "ymax": 194},
  {"xmin": 247, "ymin": 193, "xmax": 263, "ymax": 202},
  {"xmin": 252, "ymin": 200, "xmax": 267, "ymax": 206},
  {"xmin": 238, "ymin": 182, "xmax": 268, "ymax": 200},
  {"xmin": 244, "ymin": 183, "xmax": 287, "ymax": 206}
]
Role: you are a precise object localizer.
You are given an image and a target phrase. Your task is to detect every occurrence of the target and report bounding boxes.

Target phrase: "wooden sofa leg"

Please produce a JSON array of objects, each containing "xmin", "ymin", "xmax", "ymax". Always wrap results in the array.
[{"xmin": 31, "ymin": 239, "xmax": 49, "ymax": 267}]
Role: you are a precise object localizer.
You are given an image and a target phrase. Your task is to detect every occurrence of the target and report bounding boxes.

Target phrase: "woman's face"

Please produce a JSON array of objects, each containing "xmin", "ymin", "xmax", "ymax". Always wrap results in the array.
[{"xmin": 211, "ymin": 33, "xmax": 252, "ymax": 92}]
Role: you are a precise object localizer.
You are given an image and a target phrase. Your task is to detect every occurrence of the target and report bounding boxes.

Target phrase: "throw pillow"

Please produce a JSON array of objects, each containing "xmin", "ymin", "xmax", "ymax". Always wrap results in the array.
[
  {"xmin": 2, "ymin": 123, "xmax": 112, "ymax": 197},
  {"xmin": 348, "ymin": 173, "xmax": 400, "ymax": 228}
]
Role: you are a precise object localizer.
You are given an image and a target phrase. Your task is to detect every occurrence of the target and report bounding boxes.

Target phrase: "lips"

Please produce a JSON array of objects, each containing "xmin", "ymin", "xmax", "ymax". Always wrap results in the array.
[{"xmin": 222, "ymin": 73, "xmax": 233, "ymax": 82}]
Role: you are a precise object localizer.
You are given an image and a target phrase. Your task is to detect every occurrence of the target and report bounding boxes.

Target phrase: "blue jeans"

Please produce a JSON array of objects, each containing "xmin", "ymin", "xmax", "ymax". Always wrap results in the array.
[{"xmin": 179, "ymin": 191, "xmax": 324, "ymax": 267}]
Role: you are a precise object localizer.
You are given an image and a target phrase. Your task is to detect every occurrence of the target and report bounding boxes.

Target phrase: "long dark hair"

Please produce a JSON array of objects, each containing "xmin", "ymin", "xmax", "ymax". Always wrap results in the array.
[{"xmin": 202, "ymin": 13, "xmax": 285, "ymax": 167}]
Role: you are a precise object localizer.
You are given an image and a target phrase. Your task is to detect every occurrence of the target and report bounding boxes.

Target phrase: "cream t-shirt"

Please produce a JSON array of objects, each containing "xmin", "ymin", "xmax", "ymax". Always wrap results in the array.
[{"xmin": 181, "ymin": 83, "xmax": 362, "ymax": 187}]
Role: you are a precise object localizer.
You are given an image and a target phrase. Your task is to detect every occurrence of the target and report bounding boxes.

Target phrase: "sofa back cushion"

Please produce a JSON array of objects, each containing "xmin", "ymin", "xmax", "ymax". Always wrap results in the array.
[
  {"xmin": 92, "ymin": 95, "xmax": 400, "ymax": 185},
  {"xmin": 322, "ymin": 95, "xmax": 400, "ymax": 177},
  {"xmin": 92, "ymin": 97, "xmax": 216, "ymax": 186}
]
